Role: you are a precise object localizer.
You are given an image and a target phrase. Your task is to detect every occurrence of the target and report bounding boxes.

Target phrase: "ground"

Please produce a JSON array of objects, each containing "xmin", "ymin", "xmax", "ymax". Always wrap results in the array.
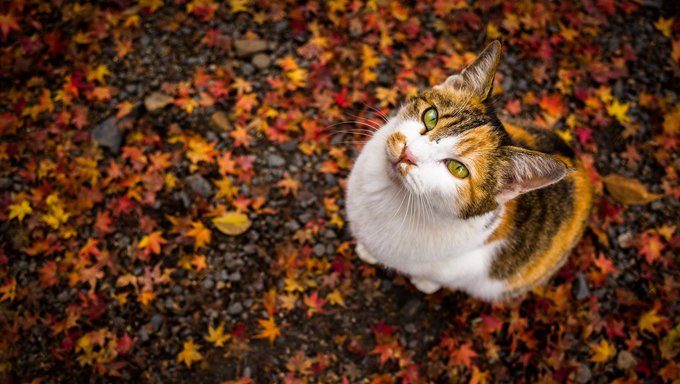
[{"xmin": 0, "ymin": 1, "xmax": 678, "ymax": 383}]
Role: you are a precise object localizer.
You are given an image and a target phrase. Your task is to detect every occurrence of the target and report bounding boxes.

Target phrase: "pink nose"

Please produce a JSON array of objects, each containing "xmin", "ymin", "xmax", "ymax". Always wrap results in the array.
[{"xmin": 403, "ymin": 147, "xmax": 417, "ymax": 164}]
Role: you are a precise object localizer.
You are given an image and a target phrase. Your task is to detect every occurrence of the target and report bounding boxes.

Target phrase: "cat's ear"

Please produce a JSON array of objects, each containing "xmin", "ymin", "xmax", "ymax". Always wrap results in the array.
[
  {"xmin": 497, "ymin": 146, "xmax": 570, "ymax": 202},
  {"xmin": 439, "ymin": 40, "xmax": 502, "ymax": 101}
]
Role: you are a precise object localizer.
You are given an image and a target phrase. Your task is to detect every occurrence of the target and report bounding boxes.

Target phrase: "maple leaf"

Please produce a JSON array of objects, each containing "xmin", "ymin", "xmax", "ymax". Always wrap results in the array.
[
  {"xmin": 177, "ymin": 339, "xmax": 203, "ymax": 368},
  {"xmin": 449, "ymin": 342, "xmax": 477, "ymax": 367},
  {"xmin": 139, "ymin": 231, "xmax": 167, "ymax": 256},
  {"xmin": 606, "ymin": 99, "xmax": 631, "ymax": 124},
  {"xmin": 654, "ymin": 17, "xmax": 673, "ymax": 38},
  {"xmin": 138, "ymin": 290, "xmax": 156, "ymax": 307},
  {"xmin": 326, "ymin": 289, "xmax": 345, "ymax": 307},
  {"xmin": 8, "ymin": 200, "xmax": 32, "ymax": 222},
  {"xmin": 638, "ymin": 309, "xmax": 663, "ymax": 335},
  {"xmin": 589, "ymin": 339, "xmax": 616, "ymax": 363},
  {"xmin": 637, "ymin": 232, "xmax": 665, "ymax": 264},
  {"xmin": 0, "ymin": 278, "xmax": 16, "ymax": 302},
  {"xmin": 214, "ymin": 178, "xmax": 237, "ymax": 201},
  {"xmin": 256, "ymin": 317, "xmax": 282, "ymax": 344},
  {"xmin": 277, "ymin": 174, "xmax": 301, "ymax": 196},
  {"xmin": 116, "ymin": 333, "xmax": 135, "ymax": 356},
  {"xmin": 0, "ymin": 13, "xmax": 20, "ymax": 38},
  {"xmin": 191, "ymin": 254, "xmax": 207, "ymax": 271},
  {"xmin": 229, "ymin": 0, "xmax": 251, "ymax": 13},
  {"xmin": 229, "ymin": 125, "xmax": 252, "ymax": 147},
  {"xmin": 371, "ymin": 339, "xmax": 401, "ymax": 366},
  {"xmin": 205, "ymin": 323, "xmax": 231, "ymax": 347},
  {"xmin": 186, "ymin": 221, "xmax": 211, "ymax": 249},
  {"xmin": 303, "ymin": 291, "xmax": 326, "ymax": 317}
]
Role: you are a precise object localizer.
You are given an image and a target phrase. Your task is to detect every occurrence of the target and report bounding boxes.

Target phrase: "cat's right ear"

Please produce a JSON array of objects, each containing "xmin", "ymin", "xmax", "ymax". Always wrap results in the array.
[
  {"xmin": 437, "ymin": 40, "xmax": 502, "ymax": 102},
  {"xmin": 496, "ymin": 146, "xmax": 570, "ymax": 202}
]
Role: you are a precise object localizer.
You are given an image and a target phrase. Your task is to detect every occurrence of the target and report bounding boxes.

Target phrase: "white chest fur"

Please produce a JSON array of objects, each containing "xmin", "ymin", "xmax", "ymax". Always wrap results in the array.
[{"xmin": 346, "ymin": 125, "xmax": 508, "ymax": 300}]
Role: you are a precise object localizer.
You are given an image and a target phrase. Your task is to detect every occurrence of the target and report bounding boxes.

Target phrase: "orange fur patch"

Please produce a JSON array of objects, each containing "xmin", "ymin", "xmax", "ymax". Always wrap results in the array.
[
  {"xmin": 504, "ymin": 122, "xmax": 537, "ymax": 147},
  {"xmin": 386, "ymin": 132, "xmax": 406, "ymax": 163},
  {"xmin": 486, "ymin": 198, "xmax": 518, "ymax": 243}
]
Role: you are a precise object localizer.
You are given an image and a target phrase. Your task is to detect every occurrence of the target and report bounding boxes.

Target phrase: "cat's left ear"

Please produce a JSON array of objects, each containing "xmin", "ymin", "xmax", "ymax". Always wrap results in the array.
[
  {"xmin": 496, "ymin": 146, "xmax": 570, "ymax": 202},
  {"xmin": 439, "ymin": 40, "xmax": 502, "ymax": 102}
]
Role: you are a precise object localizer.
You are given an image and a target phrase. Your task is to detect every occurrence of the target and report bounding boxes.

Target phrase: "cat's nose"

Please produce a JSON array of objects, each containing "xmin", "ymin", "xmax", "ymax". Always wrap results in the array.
[
  {"xmin": 403, "ymin": 146, "xmax": 417, "ymax": 164},
  {"xmin": 398, "ymin": 145, "xmax": 417, "ymax": 166}
]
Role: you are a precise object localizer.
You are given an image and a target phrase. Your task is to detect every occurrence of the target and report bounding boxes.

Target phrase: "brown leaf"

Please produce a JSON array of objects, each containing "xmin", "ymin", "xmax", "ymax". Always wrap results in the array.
[
  {"xmin": 602, "ymin": 174, "xmax": 663, "ymax": 205},
  {"xmin": 211, "ymin": 111, "xmax": 232, "ymax": 131},
  {"xmin": 144, "ymin": 92, "xmax": 174, "ymax": 111}
]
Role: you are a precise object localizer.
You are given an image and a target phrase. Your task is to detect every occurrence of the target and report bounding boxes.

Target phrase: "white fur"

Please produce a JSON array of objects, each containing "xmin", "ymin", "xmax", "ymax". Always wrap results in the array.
[{"xmin": 346, "ymin": 116, "xmax": 509, "ymax": 300}]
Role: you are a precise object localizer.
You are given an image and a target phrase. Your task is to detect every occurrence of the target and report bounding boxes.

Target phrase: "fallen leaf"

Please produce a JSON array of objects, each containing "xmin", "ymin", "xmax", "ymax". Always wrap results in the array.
[
  {"xmin": 603, "ymin": 174, "xmax": 663, "ymax": 205},
  {"xmin": 212, "ymin": 211, "xmax": 251, "ymax": 236},
  {"xmin": 177, "ymin": 339, "xmax": 203, "ymax": 368},
  {"xmin": 144, "ymin": 92, "xmax": 174, "ymax": 111}
]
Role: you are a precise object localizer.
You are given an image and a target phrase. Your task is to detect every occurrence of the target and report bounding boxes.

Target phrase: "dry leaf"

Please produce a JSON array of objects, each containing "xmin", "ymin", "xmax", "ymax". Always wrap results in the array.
[
  {"xmin": 144, "ymin": 92, "xmax": 174, "ymax": 111},
  {"xmin": 213, "ymin": 211, "xmax": 251, "ymax": 235},
  {"xmin": 602, "ymin": 174, "xmax": 663, "ymax": 205}
]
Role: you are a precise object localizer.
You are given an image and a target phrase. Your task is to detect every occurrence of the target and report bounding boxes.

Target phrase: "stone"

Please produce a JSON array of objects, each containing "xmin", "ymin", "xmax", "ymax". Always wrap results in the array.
[
  {"xmin": 227, "ymin": 302, "xmax": 243, "ymax": 315},
  {"xmin": 400, "ymin": 299, "xmax": 422, "ymax": 317},
  {"xmin": 573, "ymin": 273, "xmax": 590, "ymax": 300},
  {"xmin": 616, "ymin": 350, "xmax": 636, "ymax": 370},
  {"xmin": 211, "ymin": 111, "xmax": 231, "ymax": 131},
  {"xmin": 185, "ymin": 174, "xmax": 213, "ymax": 198},
  {"xmin": 252, "ymin": 53, "xmax": 271, "ymax": 69},
  {"xmin": 150, "ymin": 314, "xmax": 163, "ymax": 331},
  {"xmin": 233, "ymin": 39, "xmax": 268, "ymax": 57},
  {"xmin": 575, "ymin": 364, "xmax": 591, "ymax": 383},
  {"xmin": 92, "ymin": 116, "xmax": 122, "ymax": 153},
  {"xmin": 144, "ymin": 92, "xmax": 174, "ymax": 111},
  {"xmin": 267, "ymin": 153, "xmax": 285, "ymax": 167}
]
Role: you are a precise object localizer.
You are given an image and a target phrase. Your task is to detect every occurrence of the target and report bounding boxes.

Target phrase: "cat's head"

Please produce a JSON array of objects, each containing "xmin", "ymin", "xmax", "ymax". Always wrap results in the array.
[{"xmin": 383, "ymin": 41, "xmax": 569, "ymax": 219}]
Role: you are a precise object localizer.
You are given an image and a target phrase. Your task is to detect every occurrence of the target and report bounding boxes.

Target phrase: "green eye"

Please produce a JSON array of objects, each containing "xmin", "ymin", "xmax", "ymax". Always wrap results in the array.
[
  {"xmin": 423, "ymin": 107, "xmax": 438, "ymax": 131},
  {"xmin": 447, "ymin": 159, "xmax": 469, "ymax": 179}
]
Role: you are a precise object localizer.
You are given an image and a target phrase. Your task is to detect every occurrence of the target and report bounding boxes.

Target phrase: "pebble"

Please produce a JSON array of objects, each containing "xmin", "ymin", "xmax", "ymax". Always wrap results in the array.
[
  {"xmin": 252, "ymin": 53, "xmax": 271, "ymax": 69},
  {"xmin": 203, "ymin": 278, "xmax": 214, "ymax": 290},
  {"xmin": 92, "ymin": 116, "xmax": 122, "ymax": 154},
  {"xmin": 241, "ymin": 63, "xmax": 255, "ymax": 76},
  {"xmin": 575, "ymin": 364, "xmax": 591, "ymax": 383},
  {"xmin": 280, "ymin": 140, "xmax": 298, "ymax": 152},
  {"xmin": 313, "ymin": 244, "xmax": 326, "ymax": 256},
  {"xmin": 616, "ymin": 350, "xmax": 636, "ymax": 370},
  {"xmin": 573, "ymin": 273, "xmax": 590, "ymax": 300},
  {"xmin": 400, "ymin": 299, "xmax": 422, "ymax": 317},
  {"xmin": 185, "ymin": 174, "xmax": 213, "ymax": 198},
  {"xmin": 233, "ymin": 39, "xmax": 268, "ymax": 57},
  {"xmin": 267, "ymin": 153, "xmax": 286, "ymax": 167},
  {"xmin": 227, "ymin": 302, "xmax": 244, "ymax": 315},
  {"xmin": 150, "ymin": 314, "xmax": 163, "ymax": 331},
  {"xmin": 229, "ymin": 272, "xmax": 242, "ymax": 282}
]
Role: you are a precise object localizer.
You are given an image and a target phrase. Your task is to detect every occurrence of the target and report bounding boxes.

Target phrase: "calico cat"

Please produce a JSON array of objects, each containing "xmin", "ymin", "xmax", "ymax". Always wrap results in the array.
[{"xmin": 346, "ymin": 41, "xmax": 592, "ymax": 301}]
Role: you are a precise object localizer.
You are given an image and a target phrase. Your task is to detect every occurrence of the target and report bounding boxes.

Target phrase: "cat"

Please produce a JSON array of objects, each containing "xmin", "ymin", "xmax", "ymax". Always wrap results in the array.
[{"xmin": 346, "ymin": 41, "xmax": 593, "ymax": 301}]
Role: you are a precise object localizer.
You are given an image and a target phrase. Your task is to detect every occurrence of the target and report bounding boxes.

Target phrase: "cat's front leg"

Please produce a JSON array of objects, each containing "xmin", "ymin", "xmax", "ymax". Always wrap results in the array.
[
  {"xmin": 410, "ymin": 276, "xmax": 441, "ymax": 294},
  {"xmin": 355, "ymin": 243, "xmax": 378, "ymax": 264}
]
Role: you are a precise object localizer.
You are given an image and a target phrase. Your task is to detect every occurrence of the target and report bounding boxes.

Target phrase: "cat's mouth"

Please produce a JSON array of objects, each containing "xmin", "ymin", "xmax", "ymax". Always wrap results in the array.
[{"xmin": 393, "ymin": 157, "xmax": 416, "ymax": 177}]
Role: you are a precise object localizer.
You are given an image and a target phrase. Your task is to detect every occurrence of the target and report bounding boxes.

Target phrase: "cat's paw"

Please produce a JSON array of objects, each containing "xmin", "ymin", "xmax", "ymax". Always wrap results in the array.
[
  {"xmin": 410, "ymin": 276, "xmax": 441, "ymax": 294},
  {"xmin": 355, "ymin": 243, "xmax": 378, "ymax": 265}
]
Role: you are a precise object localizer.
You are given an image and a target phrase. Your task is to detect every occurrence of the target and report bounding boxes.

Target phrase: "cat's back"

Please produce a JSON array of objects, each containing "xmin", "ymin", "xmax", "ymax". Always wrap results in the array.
[{"xmin": 490, "ymin": 120, "xmax": 593, "ymax": 298}]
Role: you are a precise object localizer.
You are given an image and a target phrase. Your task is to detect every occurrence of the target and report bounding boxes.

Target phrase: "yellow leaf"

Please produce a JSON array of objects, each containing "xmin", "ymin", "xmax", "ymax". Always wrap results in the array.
[
  {"xmin": 638, "ymin": 309, "xmax": 663, "ymax": 335},
  {"xmin": 654, "ymin": 17, "xmax": 673, "ymax": 38},
  {"xmin": 256, "ymin": 317, "xmax": 281, "ymax": 344},
  {"xmin": 606, "ymin": 99, "xmax": 630, "ymax": 124},
  {"xmin": 229, "ymin": 0, "xmax": 250, "ymax": 13},
  {"xmin": 205, "ymin": 323, "xmax": 231, "ymax": 347},
  {"xmin": 212, "ymin": 212, "xmax": 251, "ymax": 236},
  {"xmin": 8, "ymin": 200, "xmax": 32, "ymax": 222},
  {"xmin": 603, "ymin": 174, "xmax": 663, "ymax": 205},
  {"xmin": 326, "ymin": 289, "xmax": 346, "ymax": 307},
  {"xmin": 86, "ymin": 64, "xmax": 110, "ymax": 84},
  {"xmin": 589, "ymin": 339, "xmax": 616, "ymax": 363},
  {"xmin": 177, "ymin": 339, "xmax": 203, "ymax": 368},
  {"xmin": 138, "ymin": 290, "xmax": 156, "ymax": 307}
]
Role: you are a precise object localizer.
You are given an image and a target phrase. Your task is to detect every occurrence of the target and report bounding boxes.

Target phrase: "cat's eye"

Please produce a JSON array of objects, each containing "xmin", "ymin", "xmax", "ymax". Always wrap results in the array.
[
  {"xmin": 447, "ymin": 159, "xmax": 469, "ymax": 179},
  {"xmin": 422, "ymin": 107, "xmax": 438, "ymax": 131}
]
